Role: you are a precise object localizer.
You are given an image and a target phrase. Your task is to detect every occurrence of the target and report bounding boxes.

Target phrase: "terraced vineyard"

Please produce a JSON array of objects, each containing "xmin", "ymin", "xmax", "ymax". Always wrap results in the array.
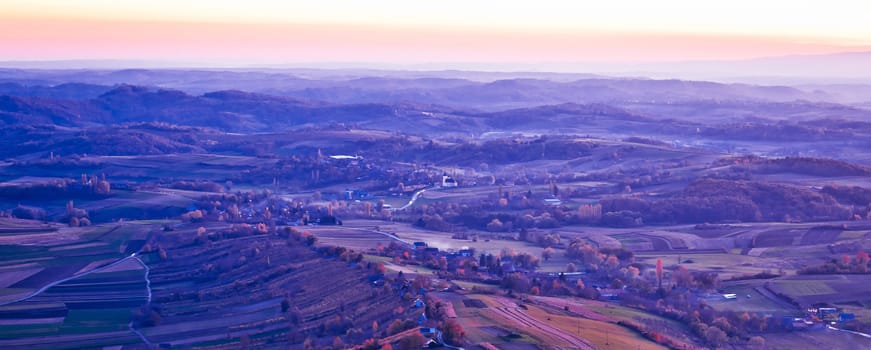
[{"xmin": 137, "ymin": 225, "xmax": 413, "ymax": 348}]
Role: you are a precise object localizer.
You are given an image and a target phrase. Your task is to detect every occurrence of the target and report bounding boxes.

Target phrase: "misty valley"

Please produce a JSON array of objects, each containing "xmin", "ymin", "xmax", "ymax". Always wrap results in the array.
[{"xmin": 1, "ymin": 69, "xmax": 871, "ymax": 350}]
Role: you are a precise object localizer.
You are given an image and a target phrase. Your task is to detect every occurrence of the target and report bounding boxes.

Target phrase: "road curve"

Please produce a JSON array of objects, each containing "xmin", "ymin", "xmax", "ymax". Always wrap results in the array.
[{"xmin": 396, "ymin": 187, "xmax": 430, "ymax": 211}]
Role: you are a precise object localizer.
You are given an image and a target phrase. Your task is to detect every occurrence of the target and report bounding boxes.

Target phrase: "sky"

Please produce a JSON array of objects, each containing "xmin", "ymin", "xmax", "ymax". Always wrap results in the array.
[{"xmin": 1, "ymin": 0, "xmax": 870, "ymax": 68}]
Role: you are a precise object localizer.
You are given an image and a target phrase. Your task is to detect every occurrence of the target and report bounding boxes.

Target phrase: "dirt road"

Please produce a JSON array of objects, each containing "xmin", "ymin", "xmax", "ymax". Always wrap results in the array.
[{"xmin": 491, "ymin": 297, "xmax": 596, "ymax": 350}]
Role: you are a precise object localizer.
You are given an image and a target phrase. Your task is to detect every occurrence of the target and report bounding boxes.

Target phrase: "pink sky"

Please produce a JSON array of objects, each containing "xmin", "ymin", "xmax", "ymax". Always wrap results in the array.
[{"xmin": 2, "ymin": 1, "xmax": 870, "ymax": 67}]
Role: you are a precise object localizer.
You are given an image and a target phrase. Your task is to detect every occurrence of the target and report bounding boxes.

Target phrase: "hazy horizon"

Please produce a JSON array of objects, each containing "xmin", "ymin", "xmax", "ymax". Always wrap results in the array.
[{"xmin": 3, "ymin": 1, "xmax": 870, "ymax": 67}]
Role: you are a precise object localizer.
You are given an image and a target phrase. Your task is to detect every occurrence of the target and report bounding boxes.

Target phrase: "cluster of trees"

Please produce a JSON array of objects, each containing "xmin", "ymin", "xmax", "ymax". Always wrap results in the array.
[
  {"xmin": 423, "ymin": 295, "xmax": 465, "ymax": 345},
  {"xmin": 65, "ymin": 200, "xmax": 91, "ymax": 226},
  {"xmin": 822, "ymin": 185, "xmax": 871, "ymax": 218},
  {"xmin": 541, "ymin": 248, "xmax": 769, "ymax": 349},
  {"xmin": 619, "ymin": 288, "xmax": 777, "ymax": 348},
  {"xmin": 0, "ymin": 175, "xmax": 110, "ymax": 201},
  {"xmin": 168, "ymin": 180, "xmax": 225, "ymax": 193},
  {"xmin": 565, "ymin": 241, "xmax": 634, "ymax": 271},
  {"xmin": 236, "ymin": 153, "xmax": 420, "ymax": 190},
  {"xmin": 719, "ymin": 155, "xmax": 871, "ymax": 177},
  {"xmin": 405, "ymin": 199, "xmax": 590, "ymax": 234},
  {"xmin": 131, "ymin": 304, "xmax": 162, "ymax": 327},
  {"xmin": 403, "ymin": 176, "xmax": 855, "ymax": 235},
  {"xmin": 10, "ymin": 205, "xmax": 46, "ymax": 220},
  {"xmin": 500, "ymin": 272, "xmax": 593, "ymax": 298},
  {"xmin": 701, "ymin": 122, "xmax": 850, "ymax": 142},
  {"xmin": 559, "ymin": 240, "xmax": 779, "ymax": 348},
  {"xmin": 600, "ymin": 178, "xmax": 851, "ymax": 225},
  {"xmin": 475, "ymin": 248, "xmax": 541, "ymax": 275},
  {"xmin": 798, "ymin": 250, "xmax": 870, "ymax": 274},
  {"xmin": 283, "ymin": 227, "xmax": 318, "ymax": 247}
]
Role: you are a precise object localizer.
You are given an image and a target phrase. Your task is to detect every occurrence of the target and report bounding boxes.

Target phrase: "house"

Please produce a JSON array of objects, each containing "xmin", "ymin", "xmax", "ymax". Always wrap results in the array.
[
  {"xmin": 593, "ymin": 286, "xmax": 626, "ymax": 301},
  {"xmin": 441, "ymin": 175, "xmax": 458, "ymax": 188},
  {"xmin": 458, "ymin": 247, "xmax": 473, "ymax": 257},
  {"xmin": 307, "ymin": 215, "xmax": 342, "ymax": 225},
  {"xmin": 329, "ymin": 155, "xmax": 362, "ymax": 160},
  {"xmin": 790, "ymin": 318, "xmax": 817, "ymax": 330},
  {"xmin": 501, "ymin": 256, "xmax": 517, "ymax": 274},
  {"xmin": 543, "ymin": 198, "xmax": 562, "ymax": 206},
  {"xmin": 818, "ymin": 307, "xmax": 839, "ymax": 322},
  {"xmin": 549, "ymin": 271, "xmax": 585, "ymax": 281},
  {"xmin": 412, "ymin": 299, "xmax": 425, "ymax": 308},
  {"xmin": 597, "ymin": 288, "xmax": 625, "ymax": 301},
  {"xmin": 839, "ymin": 313, "xmax": 856, "ymax": 323},
  {"xmin": 419, "ymin": 327, "xmax": 437, "ymax": 336}
]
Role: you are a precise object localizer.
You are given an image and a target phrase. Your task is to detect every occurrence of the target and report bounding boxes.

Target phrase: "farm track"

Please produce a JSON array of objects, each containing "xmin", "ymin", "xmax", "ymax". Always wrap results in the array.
[
  {"xmin": 491, "ymin": 297, "xmax": 596, "ymax": 350},
  {"xmin": 129, "ymin": 255, "xmax": 153, "ymax": 346},
  {"xmin": 755, "ymin": 285, "xmax": 798, "ymax": 311}
]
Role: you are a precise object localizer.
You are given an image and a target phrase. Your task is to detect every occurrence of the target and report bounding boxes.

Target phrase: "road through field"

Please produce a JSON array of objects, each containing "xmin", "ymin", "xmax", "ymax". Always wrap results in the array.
[
  {"xmin": 318, "ymin": 225, "xmax": 413, "ymax": 247},
  {"xmin": 491, "ymin": 297, "xmax": 596, "ymax": 350},
  {"xmin": 0, "ymin": 246, "xmax": 154, "ymax": 346},
  {"xmin": 827, "ymin": 325, "xmax": 871, "ymax": 339},
  {"xmin": 0, "ymin": 252, "xmax": 140, "ymax": 307}
]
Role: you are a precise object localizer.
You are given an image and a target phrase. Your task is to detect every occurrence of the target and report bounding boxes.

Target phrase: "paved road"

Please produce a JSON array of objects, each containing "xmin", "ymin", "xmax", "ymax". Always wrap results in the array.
[
  {"xmin": 395, "ymin": 187, "xmax": 431, "ymax": 211},
  {"xmin": 827, "ymin": 325, "xmax": 871, "ymax": 339},
  {"xmin": 325, "ymin": 225, "xmax": 414, "ymax": 247}
]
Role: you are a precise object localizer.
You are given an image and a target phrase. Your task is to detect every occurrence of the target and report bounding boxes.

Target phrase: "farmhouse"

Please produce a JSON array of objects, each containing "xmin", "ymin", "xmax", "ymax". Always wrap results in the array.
[
  {"xmin": 441, "ymin": 175, "xmax": 458, "ymax": 188},
  {"xmin": 548, "ymin": 271, "xmax": 585, "ymax": 281},
  {"xmin": 420, "ymin": 327, "xmax": 437, "ymax": 336},
  {"xmin": 596, "ymin": 287, "xmax": 625, "ymax": 301},
  {"xmin": 543, "ymin": 198, "xmax": 562, "ymax": 206}
]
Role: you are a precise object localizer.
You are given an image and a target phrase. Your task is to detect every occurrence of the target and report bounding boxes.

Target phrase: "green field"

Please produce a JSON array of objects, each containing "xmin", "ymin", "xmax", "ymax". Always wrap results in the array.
[
  {"xmin": 59, "ymin": 308, "xmax": 131, "ymax": 334},
  {"xmin": 710, "ymin": 280, "xmax": 797, "ymax": 313},
  {"xmin": 770, "ymin": 280, "xmax": 835, "ymax": 296}
]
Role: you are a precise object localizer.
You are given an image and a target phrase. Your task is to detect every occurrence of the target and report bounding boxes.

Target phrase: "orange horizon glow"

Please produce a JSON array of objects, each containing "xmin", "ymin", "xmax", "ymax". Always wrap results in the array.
[{"xmin": 1, "ymin": 1, "xmax": 870, "ymax": 67}]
